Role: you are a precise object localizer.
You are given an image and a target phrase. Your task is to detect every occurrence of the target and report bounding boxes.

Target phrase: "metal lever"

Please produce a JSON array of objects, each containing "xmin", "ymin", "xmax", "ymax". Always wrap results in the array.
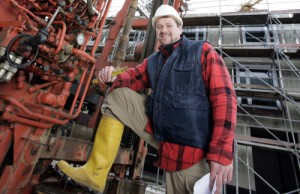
[
  {"xmin": 46, "ymin": 6, "xmax": 61, "ymax": 30},
  {"xmin": 26, "ymin": 6, "xmax": 62, "ymax": 46}
]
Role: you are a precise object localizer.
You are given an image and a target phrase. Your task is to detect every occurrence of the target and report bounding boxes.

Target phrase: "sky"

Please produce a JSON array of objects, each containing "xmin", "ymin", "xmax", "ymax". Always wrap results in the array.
[{"xmin": 107, "ymin": 0, "xmax": 300, "ymax": 17}]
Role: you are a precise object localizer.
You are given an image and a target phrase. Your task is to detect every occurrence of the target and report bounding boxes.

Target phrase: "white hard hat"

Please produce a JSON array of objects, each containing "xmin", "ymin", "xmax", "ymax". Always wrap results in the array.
[{"xmin": 152, "ymin": 4, "xmax": 183, "ymax": 27}]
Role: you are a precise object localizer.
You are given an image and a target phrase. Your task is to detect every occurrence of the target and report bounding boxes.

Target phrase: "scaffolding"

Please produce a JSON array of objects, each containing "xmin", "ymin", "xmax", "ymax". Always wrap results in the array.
[
  {"xmin": 182, "ymin": 0, "xmax": 300, "ymax": 193},
  {"xmin": 104, "ymin": 1, "xmax": 300, "ymax": 193}
]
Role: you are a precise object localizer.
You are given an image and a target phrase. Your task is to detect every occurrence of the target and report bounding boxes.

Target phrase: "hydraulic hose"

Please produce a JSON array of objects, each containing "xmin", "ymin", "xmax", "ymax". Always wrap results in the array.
[{"xmin": 6, "ymin": 33, "xmax": 39, "ymax": 68}]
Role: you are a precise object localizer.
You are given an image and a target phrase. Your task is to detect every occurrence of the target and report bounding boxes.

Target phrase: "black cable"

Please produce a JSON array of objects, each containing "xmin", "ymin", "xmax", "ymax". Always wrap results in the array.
[{"xmin": 6, "ymin": 33, "xmax": 39, "ymax": 69}]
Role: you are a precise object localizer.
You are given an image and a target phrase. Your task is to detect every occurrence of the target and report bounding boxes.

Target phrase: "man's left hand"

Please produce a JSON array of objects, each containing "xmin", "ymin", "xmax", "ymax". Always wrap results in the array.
[{"xmin": 209, "ymin": 161, "xmax": 233, "ymax": 194}]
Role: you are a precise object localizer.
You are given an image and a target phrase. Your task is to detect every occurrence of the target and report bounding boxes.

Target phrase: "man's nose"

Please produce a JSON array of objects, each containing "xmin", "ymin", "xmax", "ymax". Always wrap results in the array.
[{"xmin": 160, "ymin": 26, "xmax": 167, "ymax": 32}]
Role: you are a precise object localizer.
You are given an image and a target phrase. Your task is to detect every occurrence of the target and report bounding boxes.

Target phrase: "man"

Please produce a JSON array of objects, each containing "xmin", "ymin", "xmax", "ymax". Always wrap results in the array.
[{"xmin": 56, "ymin": 4, "xmax": 237, "ymax": 194}]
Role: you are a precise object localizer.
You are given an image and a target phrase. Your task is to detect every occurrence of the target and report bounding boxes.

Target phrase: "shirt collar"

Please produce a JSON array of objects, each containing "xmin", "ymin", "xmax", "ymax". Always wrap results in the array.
[{"xmin": 158, "ymin": 37, "xmax": 182, "ymax": 58}]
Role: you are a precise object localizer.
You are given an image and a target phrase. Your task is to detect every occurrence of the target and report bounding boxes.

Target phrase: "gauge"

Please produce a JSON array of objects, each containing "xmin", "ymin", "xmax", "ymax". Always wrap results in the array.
[{"xmin": 76, "ymin": 33, "xmax": 85, "ymax": 46}]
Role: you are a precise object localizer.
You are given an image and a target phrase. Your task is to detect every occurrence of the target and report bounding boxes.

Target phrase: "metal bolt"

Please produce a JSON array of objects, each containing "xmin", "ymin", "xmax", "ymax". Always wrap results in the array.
[
  {"xmin": 14, "ymin": 56, "xmax": 23, "ymax": 64},
  {"xmin": 9, "ymin": 53, "xmax": 16, "ymax": 62},
  {"xmin": 0, "ymin": 47, "xmax": 6, "ymax": 57}
]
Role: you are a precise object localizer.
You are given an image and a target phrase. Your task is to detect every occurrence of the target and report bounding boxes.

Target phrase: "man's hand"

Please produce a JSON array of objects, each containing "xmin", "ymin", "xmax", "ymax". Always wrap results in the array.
[
  {"xmin": 209, "ymin": 161, "xmax": 233, "ymax": 194},
  {"xmin": 98, "ymin": 66, "xmax": 117, "ymax": 84}
]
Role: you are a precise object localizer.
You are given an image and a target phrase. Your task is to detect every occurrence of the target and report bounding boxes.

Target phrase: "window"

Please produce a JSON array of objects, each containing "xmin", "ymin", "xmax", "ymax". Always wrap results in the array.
[
  {"xmin": 242, "ymin": 27, "xmax": 273, "ymax": 46},
  {"xmin": 245, "ymin": 31, "xmax": 266, "ymax": 42},
  {"xmin": 269, "ymin": 31, "xmax": 275, "ymax": 43},
  {"xmin": 183, "ymin": 27, "xmax": 206, "ymax": 41},
  {"xmin": 235, "ymin": 63, "xmax": 281, "ymax": 110}
]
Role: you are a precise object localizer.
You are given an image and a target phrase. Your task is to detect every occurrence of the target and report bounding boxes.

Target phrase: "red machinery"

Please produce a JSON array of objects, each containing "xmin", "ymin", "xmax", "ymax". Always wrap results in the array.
[
  {"xmin": 0, "ymin": 0, "xmax": 183, "ymax": 193},
  {"xmin": 0, "ymin": 0, "xmax": 141, "ymax": 193}
]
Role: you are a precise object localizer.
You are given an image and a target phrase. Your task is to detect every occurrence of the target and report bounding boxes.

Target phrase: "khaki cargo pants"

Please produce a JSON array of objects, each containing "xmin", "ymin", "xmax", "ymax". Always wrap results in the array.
[{"xmin": 101, "ymin": 88, "xmax": 209, "ymax": 194}]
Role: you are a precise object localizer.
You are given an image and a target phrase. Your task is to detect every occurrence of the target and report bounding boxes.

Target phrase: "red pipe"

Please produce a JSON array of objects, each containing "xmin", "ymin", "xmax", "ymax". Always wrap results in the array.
[
  {"xmin": 79, "ymin": 1, "xmax": 105, "ymax": 51},
  {"xmin": 28, "ymin": 0, "xmax": 42, "ymax": 11},
  {"xmin": 0, "ymin": 95, "xmax": 69, "ymax": 125},
  {"xmin": 173, "ymin": 0, "xmax": 182, "ymax": 11},
  {"xmin": 53, "ymin": 21, "xmax": 67, "ymax": 54},
  {"xmin": 96, "ymin": 0, "xmax": 131, "ymax": 66},
  {"xmin": 48, "ymin": 0, "xmax": 57, "ymax": 6},
  {"xmin": 68, "ymin": 63, "xmax": 88, "ymax": 114},
  {"xmin": 2, "ymin": 111, "xmax": 53, "ymax": 129},
  {"xmin": 0, "ymin": 63, "xmax": 95, "ymax": 125},
  {"xmin": 73, "ymin": 1, "xmax": 80, "ymax": 10},
  {"xmin": 72, "ymin": 48, "xmax": 95, "ymax": 63},
  {"xmin": 28, "ymin": 81, "xmax": 59, "ymax": 93},
  {"xmin": 33, "ymin": 12, "xmax": 53, "ymax": 18},
  {"xmin": 9, "ymin": 0, "xmax": 47, "ymax": 27},
  {"xmin": 9, "ymin": 0, "xmax": 37, "ymax": 19},
  {"xmin": 69, "ymin": 63, "xmax": 93, "ymax": 114},
  {"xmin": 91, "ymin": 0, "xmax": 112, "ymax": 57}
]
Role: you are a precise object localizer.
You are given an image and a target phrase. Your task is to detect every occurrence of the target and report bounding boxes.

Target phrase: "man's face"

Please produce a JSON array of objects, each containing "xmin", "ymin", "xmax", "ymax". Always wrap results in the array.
[{"xmin": 155, "ymin": 17, "xmax": 182, "ymax": 46}]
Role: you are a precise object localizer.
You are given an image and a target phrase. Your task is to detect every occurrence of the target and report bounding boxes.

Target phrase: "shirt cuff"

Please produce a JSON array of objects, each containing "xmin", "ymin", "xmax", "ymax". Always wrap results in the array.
[{"xmin": 206, "ymin": 146, "xmax": 233, "ymax": 165}]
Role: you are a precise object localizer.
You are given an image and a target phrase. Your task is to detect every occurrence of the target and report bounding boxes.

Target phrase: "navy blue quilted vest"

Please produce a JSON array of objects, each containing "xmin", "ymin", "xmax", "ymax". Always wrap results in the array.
[{"xmin": 146, "ymin": 36, "xmax": 212, "ymax": 149}]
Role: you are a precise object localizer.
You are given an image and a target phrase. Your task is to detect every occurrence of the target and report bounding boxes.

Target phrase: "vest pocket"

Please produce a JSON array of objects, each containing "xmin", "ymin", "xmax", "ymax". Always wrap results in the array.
[
  {"xmin": 172, "ymin": 95, "xmax": 210, "ymax": 110},
  {"xmin": 174, "ymin": 62, "xmax": 195, "ymax": 71}
]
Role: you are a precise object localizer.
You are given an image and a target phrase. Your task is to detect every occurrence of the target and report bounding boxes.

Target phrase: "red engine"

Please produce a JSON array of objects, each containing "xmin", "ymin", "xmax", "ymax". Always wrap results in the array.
[{"xmin": 0, "ymin": 0, "xmax": 115, "ymax": 193}]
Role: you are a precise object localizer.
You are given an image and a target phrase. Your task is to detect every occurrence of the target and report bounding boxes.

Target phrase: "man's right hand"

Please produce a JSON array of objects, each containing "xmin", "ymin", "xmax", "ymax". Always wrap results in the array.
[
  {"xmin": 98, "ymin": 66, "xmax": 117, "ymax": 84},
  {"xmin": 209, "ymin": 161, "xmax": 233, "ymax": 194}
]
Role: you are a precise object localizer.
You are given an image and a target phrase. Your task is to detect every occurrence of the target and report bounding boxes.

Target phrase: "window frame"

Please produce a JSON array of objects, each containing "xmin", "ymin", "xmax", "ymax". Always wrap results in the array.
[{"xmin": 235, "ymin": 63, "xmax": 282, "ymax": 110}]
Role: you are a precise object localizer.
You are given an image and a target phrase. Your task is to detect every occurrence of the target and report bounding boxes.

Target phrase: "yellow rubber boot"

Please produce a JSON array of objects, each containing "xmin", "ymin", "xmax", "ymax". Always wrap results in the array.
[{"xmin": 56, "ymin": 115, "xmax": 124, "ymax": 193}]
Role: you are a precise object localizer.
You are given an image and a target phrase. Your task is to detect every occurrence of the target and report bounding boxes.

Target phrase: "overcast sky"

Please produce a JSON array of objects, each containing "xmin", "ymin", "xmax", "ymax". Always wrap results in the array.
[{"xmin": 108, "ymin": 0, "xmax": 300, "ymax": 17}]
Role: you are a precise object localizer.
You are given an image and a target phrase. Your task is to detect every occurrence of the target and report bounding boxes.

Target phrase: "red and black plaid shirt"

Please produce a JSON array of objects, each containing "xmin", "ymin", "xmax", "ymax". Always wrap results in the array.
[{"xmin": 111, "ymin": 41, "xmax": 237, "ymax": 172}]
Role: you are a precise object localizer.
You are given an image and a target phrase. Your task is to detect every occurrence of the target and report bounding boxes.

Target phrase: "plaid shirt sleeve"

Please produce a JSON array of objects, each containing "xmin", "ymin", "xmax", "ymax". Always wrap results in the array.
[
  {"xmin": 110, "ymin": 58, "xmax": 150, "ymax": 91},
  {"xmin": 201, "ymin": 42, "xmax": 237, "ymax": 165}
]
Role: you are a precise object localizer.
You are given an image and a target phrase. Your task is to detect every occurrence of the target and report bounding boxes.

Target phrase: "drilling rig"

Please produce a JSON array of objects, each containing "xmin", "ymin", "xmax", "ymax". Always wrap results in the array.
[{"xmin": 0, "ymin": 0, "xmax": 161, "ymax": 193}]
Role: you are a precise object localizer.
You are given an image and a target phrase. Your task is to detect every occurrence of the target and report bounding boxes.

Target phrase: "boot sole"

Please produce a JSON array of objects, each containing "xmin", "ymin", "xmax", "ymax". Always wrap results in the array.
[{"xmin": 53, "ymin": 165, "xmax": 103, "ymax": 194}]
